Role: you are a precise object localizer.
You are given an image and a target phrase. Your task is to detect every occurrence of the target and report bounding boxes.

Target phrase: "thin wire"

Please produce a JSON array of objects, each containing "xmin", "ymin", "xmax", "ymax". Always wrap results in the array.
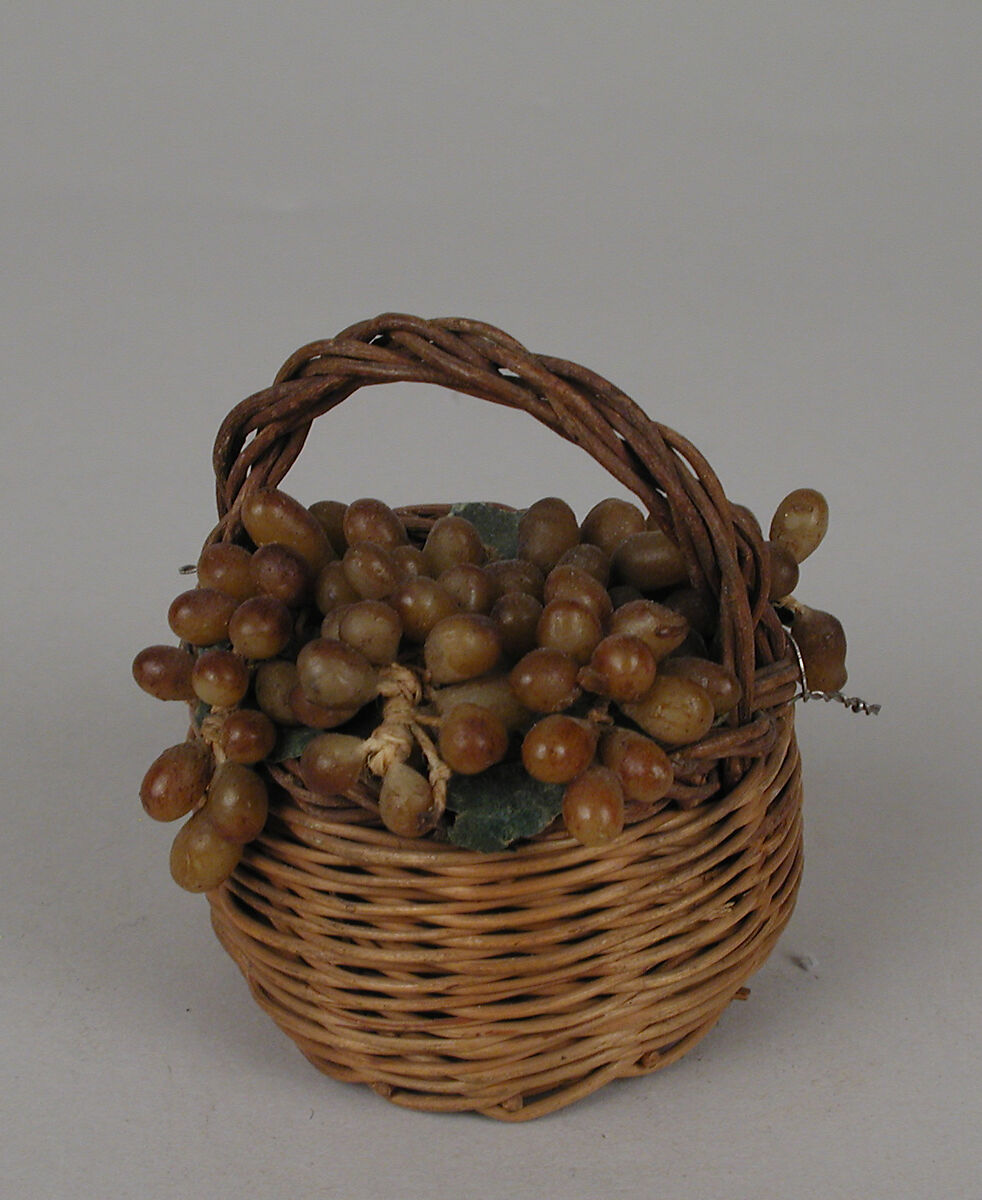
[{"xmin": 787, "ymin": 630, "xmax": 881, "ymax": 716}]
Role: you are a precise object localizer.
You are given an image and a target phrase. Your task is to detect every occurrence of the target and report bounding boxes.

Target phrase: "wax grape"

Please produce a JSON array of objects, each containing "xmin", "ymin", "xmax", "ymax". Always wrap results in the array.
[
  {"xmin": 562, "ymin": 766, "xmax": 625, "ymax": 846},
  {"xmin": 132, "ymin": 645, "xmax": 195, "ymax": 701},
  {"xmin": 141, "ymin": 742, "xmax": 214, "ymax": 822},
  {"xmin": 169, "ymin": 809, "xmax": 242, "ymax": 892},
  {"xmin": 438, "ymin": 703, "xmax": 509, "ymax": 774}
]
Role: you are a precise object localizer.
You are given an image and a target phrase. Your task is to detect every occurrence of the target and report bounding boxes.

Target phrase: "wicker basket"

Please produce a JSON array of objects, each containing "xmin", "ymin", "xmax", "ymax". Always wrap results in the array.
[{"xmin": 204, "ymin": 313, "xmax": 803, "ymax": 1120}]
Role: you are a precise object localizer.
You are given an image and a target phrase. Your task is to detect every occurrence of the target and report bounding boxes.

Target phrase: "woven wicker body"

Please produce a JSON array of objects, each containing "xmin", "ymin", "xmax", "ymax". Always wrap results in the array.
[{"xmin": 202, "ymin": 314, "xmax": 804, "ymax": 1119}]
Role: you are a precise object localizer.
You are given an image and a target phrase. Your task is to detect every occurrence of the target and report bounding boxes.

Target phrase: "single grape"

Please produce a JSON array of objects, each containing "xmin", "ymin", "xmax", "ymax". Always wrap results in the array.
[
  {"xmin": 557, "ymin": 542, "xmax": 611, "ymax": 586},
  {"xmin": 196, "ymin": 543, "xmax": 257, "ymax": 601},
  {"xmin": 289, "ymin": 684, "xmax": 360, "ymax": 730},
  {"xmin": 141, "ymin": 742, "xmax": 214, "ymax": 822},
  {"xmin": 314, "ymin": 560, "xmax": 361, "ymax": 615},
  {"xmin": 484, "ymin": 558, "xmax": 545, "ymax": 600},
  {"xmin": 378, "ymin": 763, "xmax": 438, "ymax": 838},
  {"xmin": 250, "ymin": 542, "xmax": 313, "ymax": 607},
  {"xmin": 509, "ymin": 647, "xmax": 581, "ymax": 712},
  {"xmin": 517, "ymin": 497, "xmax": 581, "ymax": 572},
  {"xmin": 308, "ymin": 499, "xmax": 348, "ymax": 554},
  {"xmin": 438, "ymin": 563, "xmax": 496, "ymax": 614},
  {"xmin": 423, "ymin": 515, "xmax": 486, "ymax": 575},
  {"xmin": 219, "ymin": 709, "xmax": 277, "ymax": 764},
  {"xmin": 392, "ymin": 544, "xmax": 428, "ymax": 579},
  {"xmin": 660, "ymin": 656, "xmax": 742, "ymax": 716},
  {"xmin": 190, "ymin": 647, "xmax": 250, "ymax": 708},
  {"xmin": 766, "ymin": 540, "xmax": 800, "ymax": 601},
  {"xmin": 389, "ymin": 577, "xmax": 461, "ymax": 642},
  {"xmin": 580, "ymin": 497, "xmax": 646, "ymax": 556},
  {"xmin": 600, "ymin": 727, "xmax": 673, "ymax": 806},
  {"xmin": 543, "ymin": 564, "xmax": 613, "ymax": 623},
  {"xmin": 790, "ymin": 605, "xmax": 848, "ymax": 692},
  {"xmin": 424, "ymin": 613, "xmax": 502, "ymax": 684},
  {"xmin": 619, "ymin": 675, "xmax": 715, "ymax": 746},
  {"xmin": 578, "ymin": 634, "xmax": 657, "ymax": 702},
  {"xmin": 167, "ymin": 588, "xmax": 238, "ymax": 646},
  {"xmin": 431, "ymin": 674, "xmax": 532, "ymax": 732},
  {"xmin": 660, "ymin": 586, "xmax": 717, "ymax": 639},
  {"xmin": 320, "ymin": 603, "xmax": 351, "ymax": 641},
  {"xmin": 297, "ymin": 637, "xmax": 379, "ymax": 709},
  {"xmin": 608, "ymin": 598, "xmax": 689, "ymax": 660},
  {"xmin": 241, "ymin": 487, "xmax": 334, "ymax": 571},
  {"xmin": 438, "ymin": 702, "xmax": 509, "ymax": 775},
  {"xmin": 169, "ymin": 810, "xmax": 242, "ymax": 892},
  {"xmin": 612, "ymin": 529, "xmax": 688, "ymax": 591},
  {"xmin": 770, "ymin": 488, "xmax": 829, "ymax": 564},
  {"xmin": 203, "ymin": 762, "xmax": 269, "ymax": 843},
  {"xmin": 132, "ymin": 645, "xmax": 195, "ymax": 701},
  {"xmin": 521, "ymin": 714, "xmax": 597, "ymax": 784},
  {"xmin": 254, "ymin": 659, "xmax": 299, "ymax": 724},
  {"xmin": 490, "ymin": 591, "xmax": 542, "ymax": 659},
  {"xmin": 338, "ymin": 600, "xmax": 403, "ymax": 665},
  {"xmin": 342, "ymin": 498, "xmax": 408, "ymax": 550},
  {"xmin": 228, "ymin": 595, "xmax": 293, "ymax": 659},
  {"xmin": 299, "ymin": 732, "xmax": 367, "ymax": 795},
  {"xmin": 562, "ymin": 766, "xmax": 625, "ymax": 846},
  {"xmin": 536, "ymin": 599, "xmax": 603, "ymax": 664},
  {"xmin": 342, "ymin": 541, "xmax": 404, "ymax": 600}
]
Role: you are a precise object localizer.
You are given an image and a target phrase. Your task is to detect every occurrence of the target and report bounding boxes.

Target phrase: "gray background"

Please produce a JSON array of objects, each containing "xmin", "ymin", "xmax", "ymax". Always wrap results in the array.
[{"xmin": 2, "ymin": 3, "xmax": 980, "ymax": 1197}]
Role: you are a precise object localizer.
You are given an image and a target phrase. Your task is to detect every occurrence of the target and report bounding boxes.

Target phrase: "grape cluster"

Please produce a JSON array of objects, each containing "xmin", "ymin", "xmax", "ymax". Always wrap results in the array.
[{"xmin": 134, "ymin": 484, "xmax": 846, "ymax": 888}]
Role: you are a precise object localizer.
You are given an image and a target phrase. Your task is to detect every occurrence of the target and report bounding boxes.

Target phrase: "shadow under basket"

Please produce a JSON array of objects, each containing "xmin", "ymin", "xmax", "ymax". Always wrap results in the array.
[{"xmin": 201, "ymin": 313, "xmax": 805, "ymax": 1120}]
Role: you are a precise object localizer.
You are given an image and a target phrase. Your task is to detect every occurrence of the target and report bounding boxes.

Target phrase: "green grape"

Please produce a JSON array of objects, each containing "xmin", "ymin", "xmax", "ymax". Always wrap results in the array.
[
  {"xmin": 196, "ymin": 543, "xmax": 257, "ymax": 601},
  {"xmin": 314, "ymin": 560, "xmax": 360, "ymax": 615},
  {"xmin": 203, "ymin": 762, "xmax": 269, "ymax": 843},
  {"xmin": 660, "ymin": 656, "xmax": 742, "ymax": 716},
  {"xmin": 254, "ymin": 659, "xmax": 299, "ymax": 724},
  {"xmin": 577, "ymin": 634, "xmax": 657, "ymax": 702},
  {"xmin": 619, "ymin": 675, "xmax": 715, "ymax": 746},
  {"xmin": 536, "ymin": 599, "xmax": 603, "ymax": 664},
  {"xmin": 424, "ymin": 613, "xmax": 502, "ymax": 684},
  {"xmin": 167, "ymin": 588, "xmax": 238, "ymax": 646},
  {"xmin": 338, "ymin": 600, "xmax": 403, "ymax": 665},
  {"xmin": 438, "ymin": 702, "xmax": 509, "ymax": 775},
  {"xmin": 484, "ymin": 558, "xmax": 545, "ymax": 600},
  {"xmin": 517, "ymin": 497, "xmax": 581, "ymax": 572},
  {"xmin": 562, "ymin": 766, "xmax": 625, "ymax": 846},
  {"xmin": 342, "ymin": 497, "xmax": 408, "ymax": 549},
  {"xmin": 509, "ymin": 648, "xmax": 581, "ymax": 712},
  {"xmin": 438, "ymin": 564, "xmax": 496, "ymax": 614},
  {"xmin": 790, "ymin": 605, "xmax": 848, "ymax": 692},
  {"xmin": 141, "ymin": 742, "xmax": 214, "ymax": 822},
  {"xmin": 296, "ymin": 637, "xmax": 379, "ymax": 710},
  {"xmin": 342, "ymin": 542, "xmax": 404, "ymax": 600},
  {"xmin": 423, "ymin": 514, "xmax": 486, "ymax": 575},
  {"xmin": 219, "ymin": 709, "xmax": 277, "ymax": 764},
  {"xmin": 557, "ymin": 542, "xmax": 611, "ymax": 586},
  {"xmin": 191, "ymin": 648, "xmax": 250, "ymax": 708},
  {"xmin": 241, "ymin": 487, "xmax": 334, "ymax": 571},
  {"xmin": 521, "ymin": 714, "xmax": 597, "ymax": 784},
  {"xmin": 580, "ymin": 497, "xmax": 646, "ymax": 557},
  {"xmin": 378, "ymin": 763, "xmax": 438, "ymax": 838},
  {"xmin": 228, "ymin": 595, "xmax": 293, "ymax": 659},
  {"xmin": 389, "ymin": 577, "xmax": 461, "ymax": 642},
  {"xmin": 490, "ymin": 591, "xmax": 542, "ymax": 659},
  {"xmin": 169, "ymin": 809, "xmax": 242, "ymax": 892},
  {"xmin": 250, "ymin": 542, "xmax": 314, "ymax": 607},
  {"xmin": 612, "ymin": 529, "xmax": 688, "ymax": 591},
  {"xmin": 543, "ymin": 564, "xmax": 613, "ymax": 623},
  {"xmin": 770, "ymin": 488, "xmax": 829, "ymax": 564},
  {"xmin": 608, "ymin": 599, "xmax": 689, "ymax": 661},
  {"xmin": 600, "ymin": 727, "xmax": 673, "ymax": 806},
  {"xmin": 132, "ymin": 645, "xmax": 195, "ymax": 702},
  {"xmin": 299, "ymin": 732, "xmax": 367, "ymax": 795},
  {"xmin": 308, "ymin": 499, "xmax": 348, "ymax": 554}
]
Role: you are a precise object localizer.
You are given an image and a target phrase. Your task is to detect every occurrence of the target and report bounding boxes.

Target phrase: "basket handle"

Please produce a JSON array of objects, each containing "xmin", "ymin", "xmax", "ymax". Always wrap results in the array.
[{"xmin": 210, "ymin": 313, "xmax": 783, "ymax": 711}]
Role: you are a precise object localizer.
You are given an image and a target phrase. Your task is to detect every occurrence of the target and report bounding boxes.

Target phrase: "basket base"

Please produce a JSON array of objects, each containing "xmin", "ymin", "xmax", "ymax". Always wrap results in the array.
[{"xmin": 208, "ymin": 713, "xmax": 802, "ymax": 1120}]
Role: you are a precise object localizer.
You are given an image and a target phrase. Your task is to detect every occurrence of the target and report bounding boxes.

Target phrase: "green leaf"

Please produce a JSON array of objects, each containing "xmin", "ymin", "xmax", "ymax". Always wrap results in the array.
[
  {"xmin": 267, "ymin": 725, "xmax": 322, "ymax": 763},
  {"xmin": 449, "ymin": 501, "xmax": 525, "ymax": 560},
  {"xmin": 192, "ymin": 701, "xmax": 210, "ymax": 729},
  {"xmin": 446, "ymin": 762, "xmax": 564, "ymax": 852}
]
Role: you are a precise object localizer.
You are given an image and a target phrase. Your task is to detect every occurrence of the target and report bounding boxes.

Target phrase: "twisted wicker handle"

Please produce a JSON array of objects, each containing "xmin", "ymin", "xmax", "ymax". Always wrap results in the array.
[{"xmin": 211, "ymin": 313, "xmax": 785, "ymax": 713}]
